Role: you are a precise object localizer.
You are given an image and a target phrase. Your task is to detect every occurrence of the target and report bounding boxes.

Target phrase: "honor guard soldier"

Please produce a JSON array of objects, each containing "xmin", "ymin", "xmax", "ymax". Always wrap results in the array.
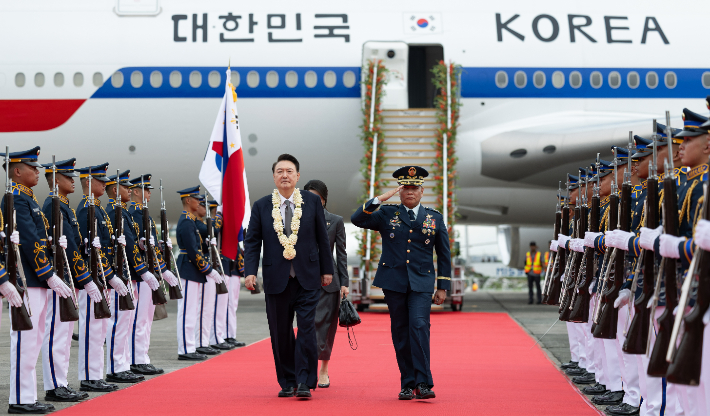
[
  {"xmin": 40, "ymin": 158, "xmax": 90, "ymax": 402},
  {"xmin": 75, "ymin": 163, "xmax": 119, "ymax": 393},
  {"xmin": 175, "ymin": 186, "xmax": 224, "ymax": 360},
  {"xmin": 127, "ymin": 174, "xmax": 177, "ymax": 375},
  {"xmin": 351, "ymin": 165, "xmax": 451, "ymax": 401},
  {"xmin": 1, "ymin": 147, "xmax": 74, "ymax": 414},
  {"xmin": 103, "ymin": 170, "xmax": 145, "ymax": 383}
]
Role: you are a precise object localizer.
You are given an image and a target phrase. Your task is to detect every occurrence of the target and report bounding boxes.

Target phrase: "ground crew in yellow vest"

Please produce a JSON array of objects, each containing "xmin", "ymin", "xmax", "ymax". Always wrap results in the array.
[{"xmin": 524, "ymin": 241, "xmax": 542, "ymax": 304}]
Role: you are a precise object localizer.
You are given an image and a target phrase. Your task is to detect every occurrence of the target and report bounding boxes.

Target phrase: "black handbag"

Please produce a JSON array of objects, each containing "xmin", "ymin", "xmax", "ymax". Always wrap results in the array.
[{"xmin": 338, "ymin": 298, "xmax": 361, "ymax": 350}]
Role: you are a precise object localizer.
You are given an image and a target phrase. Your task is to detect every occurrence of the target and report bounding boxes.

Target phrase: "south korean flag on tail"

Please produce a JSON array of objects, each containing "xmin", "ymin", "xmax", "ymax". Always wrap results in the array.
[{"xmin": 404, "ymin": 13, "xmax": 443, "ymax": 34}]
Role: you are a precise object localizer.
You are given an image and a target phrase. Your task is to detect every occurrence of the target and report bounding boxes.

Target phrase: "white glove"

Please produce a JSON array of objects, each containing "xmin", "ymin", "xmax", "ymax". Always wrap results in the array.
[
  {"xmin": 10, "ymin": 230, "xmax": 19, "ymax": 245},
  {"xmin": 588, "ymin": 284, "xmax": 593, "ymax": 295},
  {"xmin": 571, "ymin": 238, "xmax": 585, "ymax": 253},
  {"xmin": 703, "ymin": 308, "xmax": 710, "ymax": 325},
  {"xmin": 584, "ymin": 232, "xmax": 602, "ymax": 248},
  {"xmin": 149, "ymin": 235, "xmax": 155, "ymax": 247},
  {"xmin": 614, "ymin": 230, "xmax": 635, "ymax": 251},
  {"xmin": 166, "ymin": 239, "xmax": 173, "ymax": 249},
  {"xmin": 117, "ymin": 235, "xmax": 126, "ymax": 247},
  {"xmin": 84, "ymin": 281, "xmax": 103, "ymax": 303},
  {"xmin": 639, "ymin": 226, "xmax": 663, "ymax": 251},
  {"xmin": 0, "ymin": 231, "xmax": 5, "ymax": 238},
  {"xmin": 0, "ymin": 281, "xmax": 22, "ymax": 307},
  {"xmin": 206, "ymin": 269, "xmax": 224, "ymax": 284},
  {"xmin": 695, "ymin": 219, "xmax": 710, "ymax": 251},
  {"xmin": 139, "ymin": 237, "xmax": 146, "ymax": 250},
  {"xmin": 141, "ymin": 272, "xmax": 160, "ymax": 291},
  {"xmin": 162, "ymin": 270, "xmax": 179, "ymax": 287},
  {"xmin": 58, "ymin": 235, "xmax": 67, "ymax": 250},
  {"xmin": 614, "ymin": 288, "xmax": 632, "ymax": 308},
  {"xmin": 47, "ymin": 274, "xmax": 72, "ymax": 298},
  {"xmin": 557, "ymin": 234, "xmax": 570, "ymax": 249},
  {"xmin": 223, "ymin": 274, "xmax": 230, "ymax": 286},
  {"xmin": 659, "ymin": 234, "xmax": 684, "ymax": 259},
  {"xmin": 108, "ymin": 277, "xmax": 128, "ymax": 296},
  {"xmin": 605, "ymin": 230, "xmax": 621, "ymax": 249},
  {"xmin": 210, "ymin": 237, "xmax": 217, "ymax": 246},
  {"xmin": 92, "ymin": 237, "xmax": 101, "ymax": 249},
  {"xmin": 550, "ymin": 240, "xmax": 559, "ymax": 252}
]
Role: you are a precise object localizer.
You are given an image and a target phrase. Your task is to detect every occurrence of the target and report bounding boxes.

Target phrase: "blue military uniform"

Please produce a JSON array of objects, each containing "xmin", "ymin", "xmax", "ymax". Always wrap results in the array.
[{"xmin": 351, "ymin": 166, "xmax": 451, "ymax": 397}]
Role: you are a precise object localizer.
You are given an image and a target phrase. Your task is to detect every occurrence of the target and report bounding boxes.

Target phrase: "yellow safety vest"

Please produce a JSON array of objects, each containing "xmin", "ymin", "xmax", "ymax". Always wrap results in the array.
[{"xmin": 525, "ymin": 251, "xmax": 542, "ymax": 274}]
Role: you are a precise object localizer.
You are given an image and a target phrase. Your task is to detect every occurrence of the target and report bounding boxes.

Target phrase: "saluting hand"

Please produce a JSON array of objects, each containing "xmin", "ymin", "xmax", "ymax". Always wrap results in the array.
[{"xmin": 377, "ymin": 186, "xmax": 403, "ymax": 203}]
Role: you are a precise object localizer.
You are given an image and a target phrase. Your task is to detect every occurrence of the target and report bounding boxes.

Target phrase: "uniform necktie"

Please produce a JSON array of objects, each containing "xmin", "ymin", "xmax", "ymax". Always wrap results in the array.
[
  {"xmin": 408, "ymin": 209, "xmax": 415, "ymax": 222},
  {"xmin": 284, "ymin": 202, "xmax": 293, "ymax": 236}
]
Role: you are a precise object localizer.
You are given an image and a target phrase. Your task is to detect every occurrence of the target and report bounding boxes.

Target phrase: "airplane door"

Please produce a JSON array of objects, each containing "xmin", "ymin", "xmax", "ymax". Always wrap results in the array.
[{"xmin": 362, "ymin": 41, "xmax": 409, "ymax": 109}]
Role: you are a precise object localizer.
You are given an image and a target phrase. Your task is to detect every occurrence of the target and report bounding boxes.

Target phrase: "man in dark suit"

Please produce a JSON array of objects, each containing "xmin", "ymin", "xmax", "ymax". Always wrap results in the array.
[
  {"xmin": 351, "ymin": 166, "xmax": 451, "ymax": 401},
  {"xmin": 244, "ymin": 154, "xmax": 333, "ymax": 399}
]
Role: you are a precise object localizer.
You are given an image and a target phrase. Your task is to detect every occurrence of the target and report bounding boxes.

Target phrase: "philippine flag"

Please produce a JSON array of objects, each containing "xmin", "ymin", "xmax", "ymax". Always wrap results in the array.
[{"xmin": 199, "ymin": 67, "xmax": 251, "ymax": 260}]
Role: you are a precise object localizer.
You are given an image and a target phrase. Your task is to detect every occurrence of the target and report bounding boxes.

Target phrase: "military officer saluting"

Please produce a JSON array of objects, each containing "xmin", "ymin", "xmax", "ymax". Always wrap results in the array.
[{"xmin": 351, "ymin": 166, "xmax": 451, "ymax": 401}]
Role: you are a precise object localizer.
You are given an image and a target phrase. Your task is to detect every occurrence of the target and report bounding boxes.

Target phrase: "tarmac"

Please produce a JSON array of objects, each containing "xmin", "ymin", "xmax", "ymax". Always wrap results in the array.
[{"xmin": 0, "ymin": 290, "xmax": 578, "ymax": 414}]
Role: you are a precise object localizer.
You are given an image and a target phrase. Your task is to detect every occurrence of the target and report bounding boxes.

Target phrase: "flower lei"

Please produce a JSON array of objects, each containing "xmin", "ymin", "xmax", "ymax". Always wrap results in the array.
[{"xmin": 272, "ymin": 189, "xmax": 304, "ymax": 260}]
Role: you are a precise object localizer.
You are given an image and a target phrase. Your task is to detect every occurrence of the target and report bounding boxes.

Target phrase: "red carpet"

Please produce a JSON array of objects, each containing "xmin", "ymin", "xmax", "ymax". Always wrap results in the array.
[{"xmin": 57, "ymin": 313, "xmax": 599, "ymax": 416}]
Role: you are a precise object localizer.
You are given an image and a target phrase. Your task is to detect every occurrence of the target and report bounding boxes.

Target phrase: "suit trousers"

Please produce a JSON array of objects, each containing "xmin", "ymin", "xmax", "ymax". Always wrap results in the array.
[
  {"xmin": 42, "ymin": 290, "xmax": 74, "ymax": 391},
  {"xmin": 78, "ymin": 289, "xmax": 108, "ymax": 381},
  {"xmin": 382, "ymin": 288, "xmax": 434, "ymax": 389},
  {"xmin": 264, "ymin": 276, "xmax": 320, "ymax": 390},
  {"xmin": 131, "ymin": 281, "xmax": 156, "ymax": 365},
  {"xmin": 106, "ymin": 289, "xmax": 135, "ymax": 375},
  {"xmin": 315, "ymin": 289, "xmax": 341, "ymax": 360},
  {"xmin": 226, "ymin": 275, "xmax": 241, "ymax": 339},
  {"xmin": 10, "ymin": 287, "xmax": 48, "ymax": 404}
]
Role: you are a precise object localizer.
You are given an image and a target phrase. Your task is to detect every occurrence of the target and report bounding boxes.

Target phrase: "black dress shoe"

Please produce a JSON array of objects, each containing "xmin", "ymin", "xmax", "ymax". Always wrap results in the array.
[
  {"xmin": 592, "ymin": 390, "xmax": 624, "ymax": 406},
  {"xmin": 605, "ymin": 403, "xmax": 640, "ymax": 416},
  {"xmin": 581, "ymin": 383, "xmax": 607, "ymax": 395},
  {"xmin": 225, "ymin": 338, "xmax": 246, "ymax": 347},
  {"xmin": 560, "ymin": 361, "xmax": 579, "ymax": 369},
  {"xmin": 278, "ymin": 387, "xmax": 295, "ymax": 397},
  {"xmin": 44, "ymin": 386, "xmax": 84, "ymax": 402},
  {"xmin": 65, "ymin": 386, "xmax": 89, "ymax": 400},
  {"xmin": 211, "ymin": 342, "xmax": 235, "ymax": 350},
  {"xmin": 528, "ymin": 300, "xmax": 533, "ymax": 304},
  {"xmin": 398, "ymin": 387, "xmax": 414, "ymax": 400},
  {"xmin": 415, "ymin": 383, "xmax": 436, "ymax": 399},
  {"xmin": 130, "ymin": 364, "xmax": 163, "ymax": 375},
  {"xmin": 80, "ymin": 380, "xmax": 118, "ymax": 392},
  {"xmin": 566, "ymin": 367, "xmax": 587, "ymax": 376},
  {"xmin": 145, "ymin": 364, "xmax": 164, "ymax": 374},
  {"xmin": 178, "ymin": 353, "xmax": 207, "ymax": 361},
  {"xmin": 295, "ymin": 383, "xmax": 311, "ymax": 398},
  {"xmin": 9, "ymin": 402, "xmax": 55, "ymax": 414},
  {"xmin": 572, "ymin": 372, "xmax": 596, "ymax": 384},
  {"xmin": 106, "ymin": 371, "xmax": 144, "ymax": 383},
  {"xmin": 196, "ymin": 346, "xmax": 220, "ymax": 355},
  {"xmin": 72, "ymin": 333, "xmax": 79, "ymax": 341}
]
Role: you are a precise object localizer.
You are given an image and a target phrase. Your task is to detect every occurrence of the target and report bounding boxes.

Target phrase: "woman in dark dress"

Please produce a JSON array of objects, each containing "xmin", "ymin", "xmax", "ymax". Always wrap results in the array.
[{"xmin": 304, "ymin": 180, "xmax": 349, "ymax": 389}]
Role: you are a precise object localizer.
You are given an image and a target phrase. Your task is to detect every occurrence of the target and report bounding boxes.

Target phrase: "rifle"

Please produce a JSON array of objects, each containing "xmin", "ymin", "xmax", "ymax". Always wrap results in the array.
[
  {"xmin": 561, "ymin": 171, "xmax": 587, "ymax": 321},
  {"xmin": 665, "ymin": 155, "xmax": 710, "ymax": 385},
  {"xmin": 547, "ymin": 178, "xmax": 571, "ymax": 305},
  {"xmin": 3, "ymin": 147, "xmax": 33, "ymax": 331},
  {"xmin": 51, "ymin": 156, "xmax": 79, "ymax": 322},
  {"xmin": 624, "ymin": 120, "xmax": 661, "ymax": 354},
  {"xmin": 87, "ymin": 168, "xmax": 112, "ymax": 319},
  {"xmin": 542, "ymin": 182, "xmax": 562, "ymax": 304},
  {"xmin": 205, "ymin": 192, "xmax": 228, "ymax": 295},
  {"xmin": 141, "ymin": 177, "xmax": 168, "ymax": 306},
  {"xmin": 160, "ymin": 179, "xmax": 183, "ymax": 300},
  {"xmin": 647, "ymin": 112, "xmax": 680, "ymax": 376},
  {"xmin": 113, "ymin": 170, "xmax": 135, "ymax": 311}
]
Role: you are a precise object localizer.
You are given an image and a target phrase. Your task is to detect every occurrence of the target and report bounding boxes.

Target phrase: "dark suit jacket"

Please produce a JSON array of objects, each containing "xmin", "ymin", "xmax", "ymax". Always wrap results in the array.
[
  {"xmin": 244, "ymin": 189, "xmax": 334, "ymax": 294},
  {"xmin": 322, "ymin": 209, "xmax": 349, "ymax": 293}
]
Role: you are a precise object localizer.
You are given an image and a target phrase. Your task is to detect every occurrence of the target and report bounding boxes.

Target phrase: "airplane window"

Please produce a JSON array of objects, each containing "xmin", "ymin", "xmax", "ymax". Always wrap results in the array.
[
  {"xmin": 608, "ymin": 72, "xmax": 620, "ymax": 89},
  {"xmin": 664, "ymin": 72, "xmax": 676, "ymax": 89},
  {"xmin": 35, "ymin": 72, "xmax": 45, "ymax": 87},
  {"xmin": 92, "ymin": 72, "xmax": 103, "ymax": 87},
  {"xmin": 111, "ymin": 71, "xmax": 124, "ymax": 88},
  {"xmin": 551, "ymin": 71, "xmax": 564, "ymax": 88},
  {"xmin": 646, "ymin": 71, "xmax": 658, "ymax": 89},
  {"xmin": 169, "ymin": 71, "xmax": 182, "ymax": 88},
  {"xmin": 495, "ymin": 71, "xmax": 508, "ymax": 88},
  {"xmin": 247, "ymin": 71, "xmax": 259, "ymax": 88},
  {"xmin": 15, "ymin": 73, "xmax": 25, "ymax": 87},
  {"xmin": 510, "ymin": 148, "xmax": 527, "ymax": 158},
  {"xmin": 189, "ymin": 71, "xmax": 202, "ymax": 88},
  {"xmin": 54, "ymin": 72, "xmax": 64, "ymax": 87},
  {"xmin": 305, "ymin": 71, "xmax": 317, "ymax": 88},
  {"xmin": 74, "ymin": 73, "xmax": 84, "ymax": 87},
  {"xmin": 627, "ymin": 71, "xmax": 639, "ymax": 89},
  {"xmin": 533, "ymin": 71, "xmax": 545, "ymax": 88},
  {"xmin": 266, "ymin": 71, "xmax": 279, "ymax": 88},
  {"xmin": 324, "ymin": 71, "xmax": 337, "ymax": 88},
  {"xmin": 342, "ymin": 71, "xmax": 356, "ymax": 88},
  {"xmin": 514, "ymin": 71, "xmax": 526, "ymax": 88},
  {"xmin": 150, "ymin": 71, "xmax": 162, "ymax": 88},
  {"xmin": 130, "ymin": 71, "xmax": 143, "ymax": 88},
  {"xmin": 569, "ymin": 71, "xmax": 582, "ymax": 89},
  {"xmin": 703, "ymin": 72, "xmax": 710, "ymax": 89},
  {"xmin": 208, "ymin": 71, "xmax": 221, "ymax": 88},
  {"xmin": 230, "ymin": 71, "xmax": 240, "ymax": 87},
  {"xmin": 590, "ymin": 71, "xmax": 602, "ymax": 89},
  {"xmin": 285, "ymin": 71, "xmax": 298, "ymax": 88}
]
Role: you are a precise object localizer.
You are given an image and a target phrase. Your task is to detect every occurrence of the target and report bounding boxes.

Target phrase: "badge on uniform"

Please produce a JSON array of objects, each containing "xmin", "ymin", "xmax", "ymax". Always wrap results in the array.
[
  {"xmin": 425, "ymin": 239, "xmax": 430, "ymax": 244},
  {"xmin": 422, "ymin": 214, "xmax": 436, "ymax": 235},
  {"xmin": 390, "ymin": 233, "xmax": 395, "ymax": 238},
  {"xmin": 390, "ymin": 217, "xmax": 401, "ymax": 227}
]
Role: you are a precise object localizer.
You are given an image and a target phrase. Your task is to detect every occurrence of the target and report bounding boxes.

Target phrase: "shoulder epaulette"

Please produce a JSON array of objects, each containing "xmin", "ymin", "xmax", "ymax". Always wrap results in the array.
[{"xmin": 425, "ymin": 206, "xmax": 442, "ymax": 215}]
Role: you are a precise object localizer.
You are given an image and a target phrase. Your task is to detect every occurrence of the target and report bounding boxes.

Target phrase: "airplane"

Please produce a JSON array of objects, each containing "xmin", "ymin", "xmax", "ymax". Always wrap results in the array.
[{"xmin": 1, "ymin": 0, "xmax": 709, "ymax": 264}]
